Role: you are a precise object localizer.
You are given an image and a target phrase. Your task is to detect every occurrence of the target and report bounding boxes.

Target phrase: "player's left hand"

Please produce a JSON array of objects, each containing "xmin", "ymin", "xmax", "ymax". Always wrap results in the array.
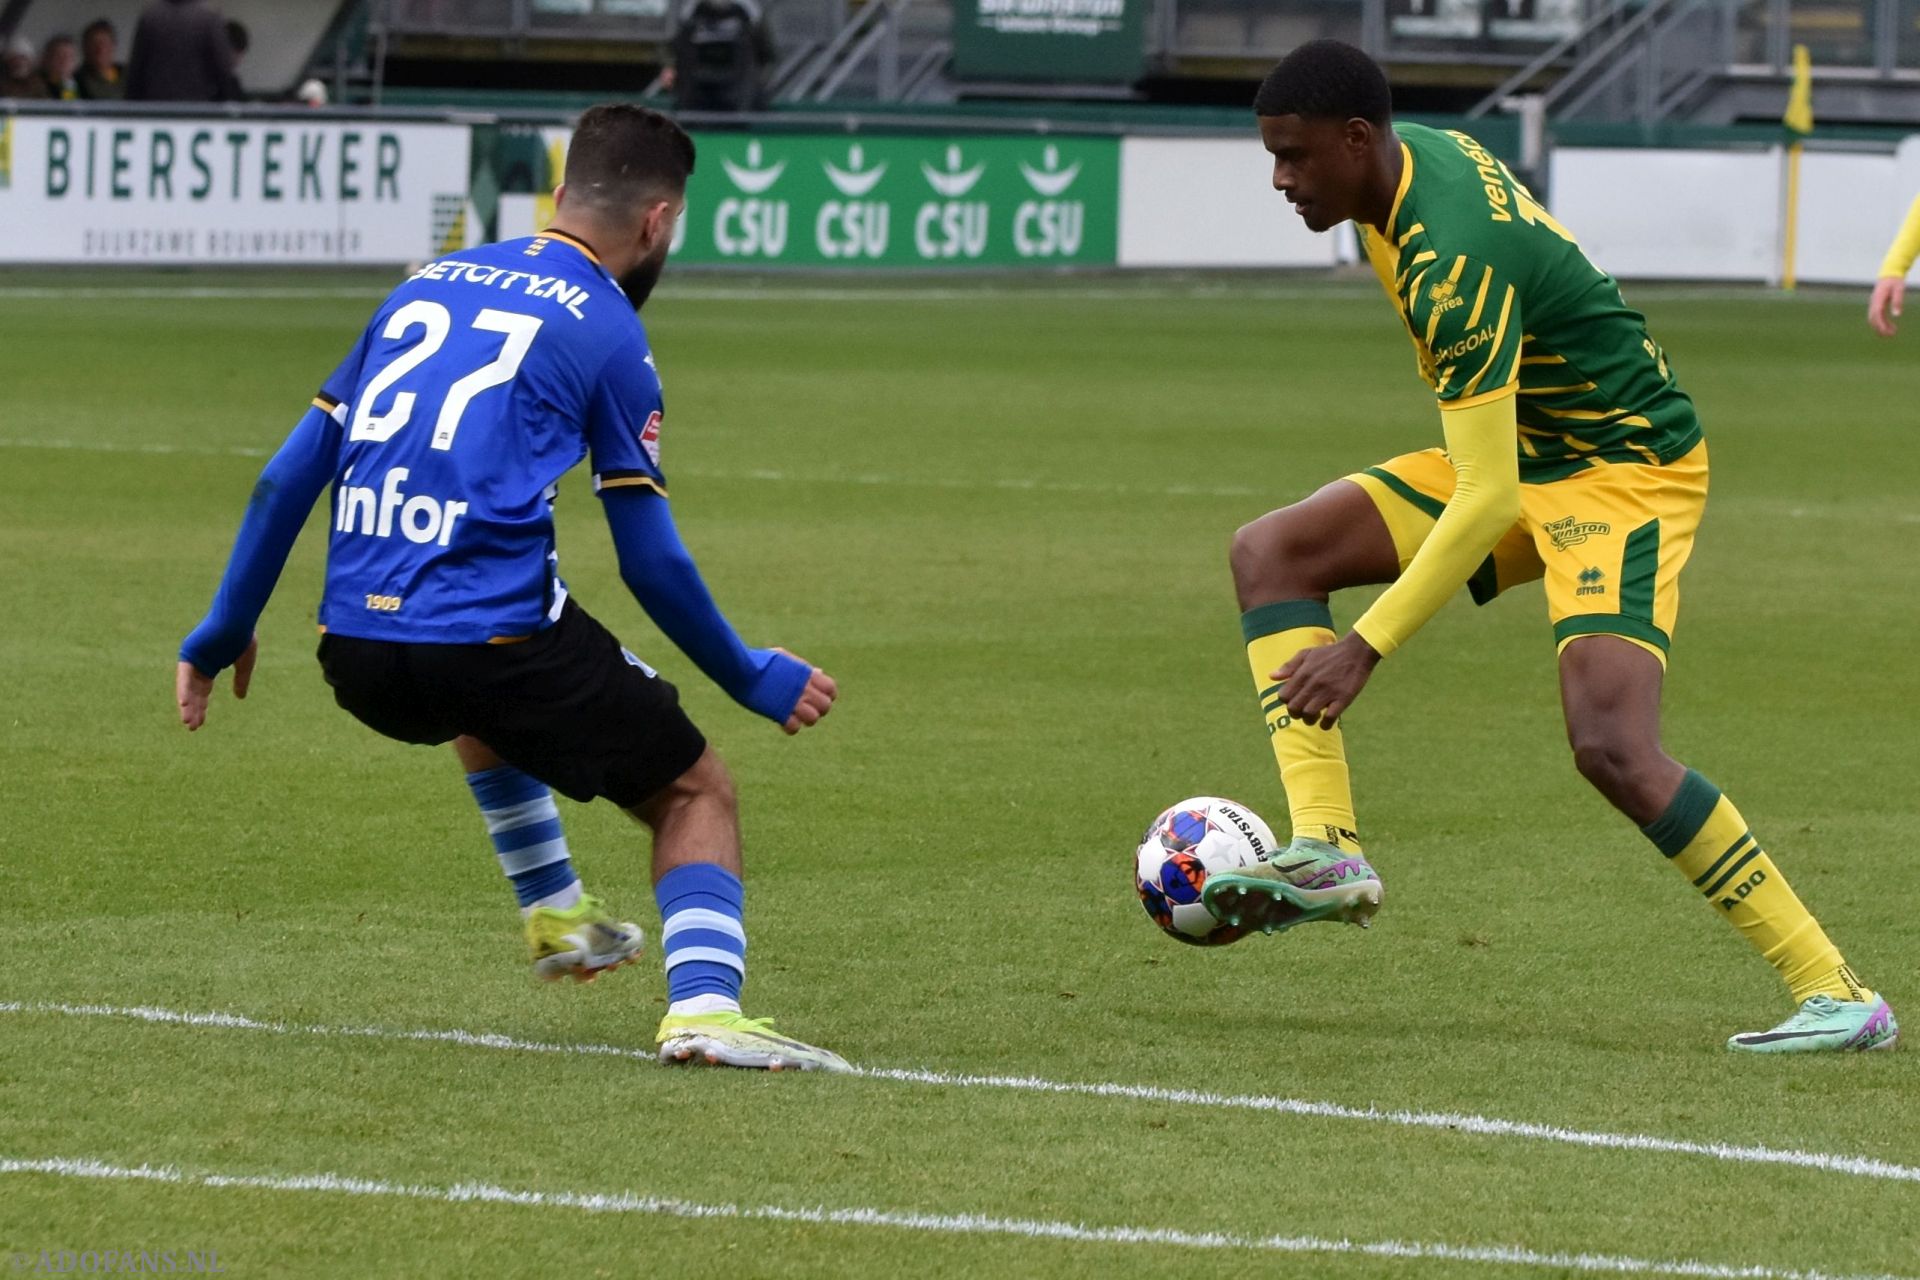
[
  {"xmin": 1869, "ymin": 276, "xmax": 1905, "ymax": 337},
  {"xmin": 771, "ymin": 647, "xmax": 837, "ymax": 735},
  {"xmin": 176, "ymin": 635, "xmax": 258, "ymax": 731},
  {"xmin": 1273, "ymin": 631, "xmax": 1380, "ymax": 729}
]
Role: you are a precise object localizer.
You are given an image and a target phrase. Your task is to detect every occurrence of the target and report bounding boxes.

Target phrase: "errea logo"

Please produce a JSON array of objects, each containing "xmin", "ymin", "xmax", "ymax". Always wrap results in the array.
[{"xmin": 1429, "ymin": 279, "xmax": 1465, "ymax": 312}]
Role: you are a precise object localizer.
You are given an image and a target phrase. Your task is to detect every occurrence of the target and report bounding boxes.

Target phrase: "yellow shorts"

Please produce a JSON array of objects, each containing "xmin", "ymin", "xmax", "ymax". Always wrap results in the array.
[{"xmin": 1346, "ymin": 442, "xmax": 1708, "ymax": 664}]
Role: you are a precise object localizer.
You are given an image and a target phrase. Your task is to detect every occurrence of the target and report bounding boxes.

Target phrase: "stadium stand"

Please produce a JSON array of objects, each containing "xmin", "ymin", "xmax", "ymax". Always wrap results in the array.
[{"xmin": 5, "ymin": 0, "xmax": 1915, "ymax": 122}]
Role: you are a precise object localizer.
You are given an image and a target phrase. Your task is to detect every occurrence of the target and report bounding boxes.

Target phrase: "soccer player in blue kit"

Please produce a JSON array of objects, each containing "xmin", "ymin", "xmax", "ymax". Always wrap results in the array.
[{"xmin": 174, "ymin": 105, "xmax": 849, "ymax": 1072}]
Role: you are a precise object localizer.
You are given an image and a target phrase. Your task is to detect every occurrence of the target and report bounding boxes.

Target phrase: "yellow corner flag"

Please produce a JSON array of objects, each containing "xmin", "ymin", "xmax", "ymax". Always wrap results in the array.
[
  {"xmin": 1784, "ymin": 43, "xmax": 1814, "ymax": 135},
  {"xmin": 1781, "ymin": 44, "xmax": 1813, "ymax": 290}
]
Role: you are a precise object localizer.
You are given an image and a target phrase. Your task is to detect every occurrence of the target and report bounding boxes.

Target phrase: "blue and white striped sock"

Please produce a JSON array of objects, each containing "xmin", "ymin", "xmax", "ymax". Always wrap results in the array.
[
  {"xmin": 658, "ymin": 862, "xmax": 745, "ymax": 1014},
  {"xmin": 466, "ymin": 767, "xmax": 580, "ymax": 915}
]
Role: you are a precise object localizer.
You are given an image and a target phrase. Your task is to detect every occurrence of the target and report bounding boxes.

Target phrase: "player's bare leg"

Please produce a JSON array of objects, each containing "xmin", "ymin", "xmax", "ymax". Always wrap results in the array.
[
  {"xmin": 454, "ymin": 734, "xmax": 646, "ymax": 982},
  {"xmin": 1229, "ymin": 479, "xmax": 1402, "ymax": 611},
  {"xmin": 1556, "ymin": 637, "xmax": 1682, "ymax": 825},
  {"xmin": 1559, "ymin": 636, "xmax": 1894, "ymax": 1051},
  {"xmin": 627, "ymin": 745, "xmax": 743, "ymax": 880},
  {"xmin": 1204, "ymin": 481, "xmax": 1397, "ymax": 935},
  {"xmin": 453, "ymin": 736, "xmax": 508, "ymax": 774},
  {"xmin": 631, "ymin": 748, "xmax": 849, "ymax": 1071}
]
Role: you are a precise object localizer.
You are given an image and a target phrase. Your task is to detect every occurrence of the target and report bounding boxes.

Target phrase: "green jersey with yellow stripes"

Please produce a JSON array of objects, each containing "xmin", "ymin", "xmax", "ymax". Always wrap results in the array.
[{"xmin": 1358, "ymin": 122, "xmax": 1701, "ymax": 483}]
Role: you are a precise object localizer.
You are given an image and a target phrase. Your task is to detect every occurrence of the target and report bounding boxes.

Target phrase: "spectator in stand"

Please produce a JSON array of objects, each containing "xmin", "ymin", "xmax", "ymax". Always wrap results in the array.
[
  {"xmin": 42, "ymin": 33, "xmax": 80, "ymax": 99},
  {"xmin": 2, "ymin": 36, "xmax": 49, "ymax": 98},
  {"xmin": 666, "ymin": 0, "xmax": 775, "ymax": 112},
  {"xmin": 78, "ymin": 19, "xmax": 124, "ymax": 99},
  {"xmin": 126, "ymin": 0, "xmax": 242, "ymax": 102},
  {"xmin": 225, "ymin": 19, "xmax": 248, "ymax": 70}
]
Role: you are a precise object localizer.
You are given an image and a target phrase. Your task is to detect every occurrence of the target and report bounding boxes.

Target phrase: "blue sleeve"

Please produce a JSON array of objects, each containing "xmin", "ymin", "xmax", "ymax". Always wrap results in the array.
[
  {"xmin": 319, "ymin": 327, "xmax": 372, "ymax": 413},
  {"xmin": 601, "ymin": 486, "xmax": 811, "ymax": 724},
  {"xmin": 585, "ymin": 328, "xmax": 669, "ymax": 497},
  {"xmin": 179, "ymin": 407, "xmax": 341, "ymax": 676}
]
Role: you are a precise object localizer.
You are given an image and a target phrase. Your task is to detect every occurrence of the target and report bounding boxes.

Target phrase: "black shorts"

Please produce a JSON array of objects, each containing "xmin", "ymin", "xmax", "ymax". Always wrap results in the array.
[{"xmin": 316, "ymin": 599, "xmax": 707, "ymax": 808}]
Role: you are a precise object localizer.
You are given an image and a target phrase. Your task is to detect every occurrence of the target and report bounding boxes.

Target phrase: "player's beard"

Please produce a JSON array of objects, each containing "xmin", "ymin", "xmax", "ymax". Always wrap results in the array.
[{"xmin": 619, "ymin": 242, "xmax": 670, "ymax": 311}]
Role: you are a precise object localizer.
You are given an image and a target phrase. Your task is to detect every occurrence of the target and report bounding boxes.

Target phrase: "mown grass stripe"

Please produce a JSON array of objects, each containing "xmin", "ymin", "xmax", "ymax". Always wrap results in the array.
[
  {"xmin": 6, "ymin": 1000, "xmax": 1918, "ymax": 1188},
  {"xmin": 0, "ymin": 1154, "xmax": 1908, "ymax": 1280},
  {"xmin": 0, "ymin": 438, "xmax": 1268, "ymax": 501}
]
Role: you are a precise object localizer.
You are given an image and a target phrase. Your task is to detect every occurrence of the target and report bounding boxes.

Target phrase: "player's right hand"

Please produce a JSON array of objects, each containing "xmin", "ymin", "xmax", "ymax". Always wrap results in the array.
[
  {"xmin": 176, "ymin": 635, "xmax": 258, "ymax": 731},
  {"xmin": 1869, "ymin": 276, "xmax": 1905, "ymax": 337},
  {"xmin": 772, "ymin": 649, "xmax": 837, "ymax": 735}
]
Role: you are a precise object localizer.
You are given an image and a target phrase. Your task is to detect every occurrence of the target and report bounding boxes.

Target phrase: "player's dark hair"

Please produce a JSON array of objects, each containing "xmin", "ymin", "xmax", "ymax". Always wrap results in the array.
[
  {"xmin": 563, "ymin": 104, "xmax": 697, "ymax": 220},
  {"xmin": 1253, "ymin": 40, "xmax": 1392, "ymax": 125},
  {"xmin": 82, "ymin": 19, "xmax": 114, "ymax": 43}
]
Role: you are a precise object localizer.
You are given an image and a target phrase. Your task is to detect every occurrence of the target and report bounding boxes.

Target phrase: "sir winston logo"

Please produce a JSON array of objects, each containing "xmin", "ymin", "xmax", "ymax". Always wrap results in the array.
[{"xmin": 1543, "ymin": 515, "xmax": 1610, "ymax": 551}]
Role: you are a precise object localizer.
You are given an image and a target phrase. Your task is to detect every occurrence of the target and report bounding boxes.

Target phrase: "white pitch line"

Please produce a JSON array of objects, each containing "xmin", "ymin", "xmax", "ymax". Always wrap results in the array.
[
  {"xmin": 0, "ymin": 1154, "xmax": 1905, "ymax": 1280},
  {"xmin": 6, "ymin": 1000, "xmax": 1917, "ymax": 1189},
  {"xmin": 0, "ymin": 436, "xmax": 1269, "ymax": 499}
]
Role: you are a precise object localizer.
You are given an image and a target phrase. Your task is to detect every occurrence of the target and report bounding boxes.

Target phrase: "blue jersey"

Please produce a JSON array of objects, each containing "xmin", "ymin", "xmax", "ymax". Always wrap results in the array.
[{"xmin": 313, "ymin": 232, "xmax": 666, "ymax": 644}]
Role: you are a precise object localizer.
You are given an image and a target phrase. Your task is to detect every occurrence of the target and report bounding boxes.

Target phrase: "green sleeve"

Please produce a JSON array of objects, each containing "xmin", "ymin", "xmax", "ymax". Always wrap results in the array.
[{"xmin": 1405, "ymin": 254, "xmax": 1522, "ymax": 406}]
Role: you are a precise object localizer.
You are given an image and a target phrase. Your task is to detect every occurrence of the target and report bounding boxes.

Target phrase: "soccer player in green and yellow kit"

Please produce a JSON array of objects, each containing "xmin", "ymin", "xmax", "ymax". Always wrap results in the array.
[
  {"xmin": 1201, "ymin": 40, "xmax": 1896, "ymax": 1052},
  {"xmin": 1868, "ymin": 192, "xmax": 1920, "ymax": 336}
]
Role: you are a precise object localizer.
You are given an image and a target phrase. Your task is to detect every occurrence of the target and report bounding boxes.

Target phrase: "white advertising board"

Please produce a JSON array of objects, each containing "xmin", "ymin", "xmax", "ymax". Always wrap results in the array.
[
  {"xmin": 0, "ymin": 115, "xmax": 472, "ymax": 265},
  {"xmin": 1793, "ymin": 151, "xmax": 1905, "ymax": 286},
  {"xmin": 1118, "ymin": 136, "xmax": 1347, "ymax": 268},
  {"xmin": 1548, "ymin": 147, "xmax": 1784, "ymax": 282}
]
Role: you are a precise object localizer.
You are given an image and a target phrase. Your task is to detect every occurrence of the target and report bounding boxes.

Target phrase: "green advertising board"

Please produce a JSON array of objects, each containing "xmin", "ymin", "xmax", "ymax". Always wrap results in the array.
[
  {"xmin": 950, "ymin": 0, "xmax": 1146, "ymax": 83},
  {"xmin": 667, "ymin": 133, "xmax": 1119, "ymax": 268}
]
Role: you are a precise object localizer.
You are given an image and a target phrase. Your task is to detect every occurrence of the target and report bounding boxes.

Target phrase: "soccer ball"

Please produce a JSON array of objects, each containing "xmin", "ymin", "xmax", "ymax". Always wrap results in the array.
[{"xmin": 1134, "ymin": 796, "xmax": 1278, "ymax": 946}]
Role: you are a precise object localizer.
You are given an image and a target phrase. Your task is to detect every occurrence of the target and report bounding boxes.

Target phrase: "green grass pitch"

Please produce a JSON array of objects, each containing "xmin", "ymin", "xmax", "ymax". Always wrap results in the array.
[{"xmin": 1, "ymin": 270, "xmax": 1916, "ymax": 1278}]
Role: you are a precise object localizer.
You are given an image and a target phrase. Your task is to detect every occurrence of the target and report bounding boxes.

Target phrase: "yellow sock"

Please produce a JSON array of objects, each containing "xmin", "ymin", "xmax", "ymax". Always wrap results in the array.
[
  {"xmin": 1242, "ymin": 601, "xmax": 1360, "ymax": 852},
  {"xmin": 1641, "ymin": 770, "xmax": 1865, "ymax": 1004}
]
